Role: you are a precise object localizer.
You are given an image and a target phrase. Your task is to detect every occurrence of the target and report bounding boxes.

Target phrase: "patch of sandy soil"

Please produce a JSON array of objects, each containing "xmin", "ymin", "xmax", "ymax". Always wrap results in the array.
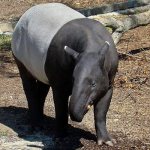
[{"xmin": 0, "ymin": 0, "xmax": 126, "ymax": 22}]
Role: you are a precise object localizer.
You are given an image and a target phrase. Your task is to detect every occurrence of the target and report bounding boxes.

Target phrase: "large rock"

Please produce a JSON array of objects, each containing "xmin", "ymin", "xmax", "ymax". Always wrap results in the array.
[{"xmin": 0, "ymin": 22, "xmax": 14, "ymax": 35}]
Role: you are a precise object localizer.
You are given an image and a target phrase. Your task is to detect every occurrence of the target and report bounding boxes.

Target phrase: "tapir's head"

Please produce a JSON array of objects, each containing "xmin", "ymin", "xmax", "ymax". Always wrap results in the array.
[{"xmin": 64, "ymin": 42, "xmax": 110, "ymax": 122}]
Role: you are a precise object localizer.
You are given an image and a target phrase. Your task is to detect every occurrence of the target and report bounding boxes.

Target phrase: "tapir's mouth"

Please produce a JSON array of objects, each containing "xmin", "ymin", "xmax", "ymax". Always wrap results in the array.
[{"xmin": 86, "ymin": 99, "xmax": 94, "ymax": 110}]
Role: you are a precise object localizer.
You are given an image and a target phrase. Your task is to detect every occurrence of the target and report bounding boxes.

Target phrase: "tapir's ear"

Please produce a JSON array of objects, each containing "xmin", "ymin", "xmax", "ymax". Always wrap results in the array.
[
  {"xmin": 64, "ymin": 46, "xmax": 79, "ymax": 59},
  {"xmin": 99, "ymin": 41, "xmax": 110, "ymax": 66}
]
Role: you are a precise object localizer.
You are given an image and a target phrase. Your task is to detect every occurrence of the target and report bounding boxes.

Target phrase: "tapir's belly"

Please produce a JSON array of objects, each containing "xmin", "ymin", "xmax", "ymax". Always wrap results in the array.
[{"xmin": 11, "ymin": 3, "xmax": 85, "ymax": 84}]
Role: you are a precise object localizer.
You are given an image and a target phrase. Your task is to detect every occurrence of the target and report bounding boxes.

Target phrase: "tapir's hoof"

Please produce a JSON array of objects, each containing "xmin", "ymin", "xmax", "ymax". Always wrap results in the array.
[{"xmin": 97, "ymin": 138, "xmax": 116, "ymax": 146}]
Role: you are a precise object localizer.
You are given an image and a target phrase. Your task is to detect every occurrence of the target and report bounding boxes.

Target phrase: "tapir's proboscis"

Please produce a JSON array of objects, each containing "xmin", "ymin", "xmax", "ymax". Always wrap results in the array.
[{"xmin": 11, "ymin": 3, "xmax": 118, "ymax": 146}]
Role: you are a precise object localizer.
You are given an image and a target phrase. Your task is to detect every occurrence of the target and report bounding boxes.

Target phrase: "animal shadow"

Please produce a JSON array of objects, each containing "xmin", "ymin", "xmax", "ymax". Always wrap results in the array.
[{"xmin": 0, "ymin": 106, "xmax": 96, "ymax": 149}]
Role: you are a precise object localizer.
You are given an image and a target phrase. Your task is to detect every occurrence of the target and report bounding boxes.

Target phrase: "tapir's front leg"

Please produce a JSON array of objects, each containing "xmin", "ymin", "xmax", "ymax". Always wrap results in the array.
[
  {"xmin": 52, "ymin": 87, "xmax": 70, "ymax": 137},
  {"xmin": 94, "ymin": 87, "xmax": 116, "ymax": 146}
]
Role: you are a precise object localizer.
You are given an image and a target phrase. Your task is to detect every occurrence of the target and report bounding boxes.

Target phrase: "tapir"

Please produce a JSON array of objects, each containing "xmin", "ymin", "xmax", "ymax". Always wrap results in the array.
[{"xmin": 11, "ymin": 3, "xmax": 118, "ymax": 146}]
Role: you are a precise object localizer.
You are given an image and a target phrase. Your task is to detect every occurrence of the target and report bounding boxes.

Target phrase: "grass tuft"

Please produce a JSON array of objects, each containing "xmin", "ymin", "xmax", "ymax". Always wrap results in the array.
[
  {"xmin": 0, "ymin": 35, "xmax": 12, "ymax": 51},
  {"xmin": 0, "ymin": 35, "xmax": 13, "ymax": 65}
]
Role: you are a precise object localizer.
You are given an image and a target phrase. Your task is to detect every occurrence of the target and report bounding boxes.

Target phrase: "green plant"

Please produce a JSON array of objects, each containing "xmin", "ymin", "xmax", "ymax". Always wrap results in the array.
[{"xmin": 0, "ymin": 35, "xmax": 12, "ymax": 51}]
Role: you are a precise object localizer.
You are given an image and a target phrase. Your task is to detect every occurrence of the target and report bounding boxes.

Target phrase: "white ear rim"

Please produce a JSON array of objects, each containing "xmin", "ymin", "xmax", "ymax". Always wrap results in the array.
[
  {"xmin": 105, "ymin": 41, "xmax": 110, "ymax": 46},
  {"xmin": 64, "ymin": 46, "xmax": 67, "ymax": 50}
]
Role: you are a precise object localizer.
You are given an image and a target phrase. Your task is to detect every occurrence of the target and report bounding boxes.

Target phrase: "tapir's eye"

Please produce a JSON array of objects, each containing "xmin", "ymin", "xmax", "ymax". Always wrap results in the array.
[{"xmin": 91, "ymin": 81, "xmax": 96, "ymax": 87}]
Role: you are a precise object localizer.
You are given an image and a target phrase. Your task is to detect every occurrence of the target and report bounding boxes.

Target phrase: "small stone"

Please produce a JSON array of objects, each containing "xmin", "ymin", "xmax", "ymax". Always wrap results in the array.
[{"xmin": 105, "ymin": 141, "xmax": 114, "ymax": 146}]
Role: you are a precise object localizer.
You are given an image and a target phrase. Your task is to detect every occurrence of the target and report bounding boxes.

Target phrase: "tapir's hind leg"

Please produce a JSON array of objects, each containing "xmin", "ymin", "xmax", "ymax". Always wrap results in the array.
[
  {"xmin": 14, "ymin": 57, "xmax": 50, "ymax": 128},
  {"xmin": 36, "ymin": 81, "xmax": 50, "ymax": 118}
]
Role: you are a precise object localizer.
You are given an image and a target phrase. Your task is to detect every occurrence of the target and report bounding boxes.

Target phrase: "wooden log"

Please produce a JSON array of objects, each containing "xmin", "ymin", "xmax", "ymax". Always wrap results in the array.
[
  {"xmin": 90, "ymin": 10, "xmax": 150, "ymax": 44},
  {"xmin": 78, "ymin": 0, "xmax": 150, "ymax": 16}
]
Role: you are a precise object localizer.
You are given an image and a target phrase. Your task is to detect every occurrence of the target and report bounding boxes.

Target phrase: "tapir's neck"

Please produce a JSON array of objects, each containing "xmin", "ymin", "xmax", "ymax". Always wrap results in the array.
[
  {"xmin": 46, "ymin": 18, "xmax": 105, "ymax": 78},
  {"xmin": 67, "ymin": 28, "xmax": 101, "ymax": 54}
]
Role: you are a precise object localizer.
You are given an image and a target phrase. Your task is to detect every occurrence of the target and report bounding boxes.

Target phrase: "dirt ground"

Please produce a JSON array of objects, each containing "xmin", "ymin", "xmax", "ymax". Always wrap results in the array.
[
  {"xmin": 0, "ymin": 0, "xmax": 126, "ymax": 22},
  {"xmin": 0, "ymin": 1, "xmax": 150, "ymax": 149}
]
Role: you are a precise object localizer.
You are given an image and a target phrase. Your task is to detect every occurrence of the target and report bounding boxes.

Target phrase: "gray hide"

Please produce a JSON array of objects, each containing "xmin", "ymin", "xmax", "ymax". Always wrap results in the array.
[{"xmin": 11, "ymin": 3, "xmax": 85, "ymax": 84}]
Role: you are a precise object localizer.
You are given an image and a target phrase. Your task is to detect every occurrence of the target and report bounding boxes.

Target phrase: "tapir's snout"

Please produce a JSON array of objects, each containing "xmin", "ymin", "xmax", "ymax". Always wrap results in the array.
[
  {"xmin": 69, "ymin": 111, "xmax": 83, "ymax": 122},
  {"xmin": 69, "ymin": 98, "xmax": 92, "ymax": 122},
  {"xmin": 69, "ymin": 98, "xmax": 86, "ymax": 122}
]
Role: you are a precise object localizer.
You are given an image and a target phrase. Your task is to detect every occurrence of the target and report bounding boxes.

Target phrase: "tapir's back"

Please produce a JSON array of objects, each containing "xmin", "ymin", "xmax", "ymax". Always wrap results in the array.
[{"xmin": 12, "ymin": 3, "xmax": 85, "ymax": 84}]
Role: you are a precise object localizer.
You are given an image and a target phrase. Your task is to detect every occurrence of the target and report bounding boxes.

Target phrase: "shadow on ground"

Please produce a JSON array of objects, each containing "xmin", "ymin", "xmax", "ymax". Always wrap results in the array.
[{"xmin": 0, "ymin": 106, "xmax": 96, "ymax": 149}]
